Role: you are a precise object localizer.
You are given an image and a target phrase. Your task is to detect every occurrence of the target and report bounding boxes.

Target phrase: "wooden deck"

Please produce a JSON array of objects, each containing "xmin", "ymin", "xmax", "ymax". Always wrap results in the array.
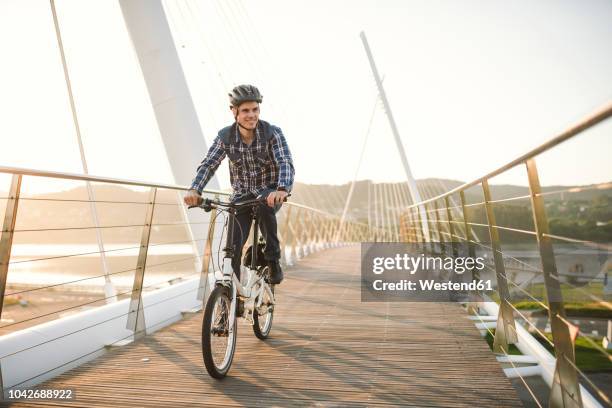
[{"xmin": 10, "ymin": 245, "xmax": 522, "ymax": 407}]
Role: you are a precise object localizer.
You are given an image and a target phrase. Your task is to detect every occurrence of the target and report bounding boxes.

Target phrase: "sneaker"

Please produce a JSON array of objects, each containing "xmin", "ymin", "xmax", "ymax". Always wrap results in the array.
[{"xmin": 268, "ymin": 261, "xmax": 284, "ymax": 285}]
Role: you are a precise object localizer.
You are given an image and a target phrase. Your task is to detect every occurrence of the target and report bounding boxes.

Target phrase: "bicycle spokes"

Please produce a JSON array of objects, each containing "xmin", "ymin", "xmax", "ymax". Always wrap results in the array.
[{"xmin": 204, "ymin": 289, "xmax": 236, "ymax": 376}]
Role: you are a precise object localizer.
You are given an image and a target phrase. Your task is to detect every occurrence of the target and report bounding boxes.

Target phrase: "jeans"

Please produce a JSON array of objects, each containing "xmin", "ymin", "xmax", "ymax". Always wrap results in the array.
[{"xmin": 228, "ymin": 190, "xmax": 281, "ymax": 282}]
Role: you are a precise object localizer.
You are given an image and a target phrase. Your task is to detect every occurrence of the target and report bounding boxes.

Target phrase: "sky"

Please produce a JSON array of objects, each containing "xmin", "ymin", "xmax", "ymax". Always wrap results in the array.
[{"xmin": 0, "ymin": 0, "xmax": 611, "ymax": 195}]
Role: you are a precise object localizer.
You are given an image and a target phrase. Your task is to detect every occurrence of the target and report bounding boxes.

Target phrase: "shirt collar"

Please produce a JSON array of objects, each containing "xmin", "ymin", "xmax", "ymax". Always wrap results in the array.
[{"xmin": 233, "ymin": 121, "xmax": 262, "ymax": 144}]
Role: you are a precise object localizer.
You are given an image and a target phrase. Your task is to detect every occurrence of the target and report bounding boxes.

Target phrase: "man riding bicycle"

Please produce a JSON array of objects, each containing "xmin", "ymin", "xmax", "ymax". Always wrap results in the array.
[{"xmin": 184, "ymin": 84, "xmax": 295, "ymax": 286}]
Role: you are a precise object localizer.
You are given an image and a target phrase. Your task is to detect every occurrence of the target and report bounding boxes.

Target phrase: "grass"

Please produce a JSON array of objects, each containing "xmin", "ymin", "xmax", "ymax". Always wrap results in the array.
[
  {"xmin": 522, "ymin": 282, "xmax": 608, "ymax": 304},
  {"xmin": 484, "ymin": 332, "xmax": 522, "ymax": 355},
  {"xmin": 486, "ymin": 281, "xmax": 612, "ymax": 318},
  {"xmin": 512, "ymin": 300, "xmax": 612, "ymax": 318},
  {"xmin": 485, "ymin": 330, "xmax": 612, "ymax": 372},
  {"xmin": 533, "ymin": 333, "xmax": 612, "ymax": 372}
]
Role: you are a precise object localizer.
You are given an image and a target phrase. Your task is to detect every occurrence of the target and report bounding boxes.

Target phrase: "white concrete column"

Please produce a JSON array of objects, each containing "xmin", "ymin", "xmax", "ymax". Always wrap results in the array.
[
  {"xmin": 119, "ymin": 0, "xmax": 220, "ymax": 267},
  {"xmin": 118, "ymin": 0, "xmax": 217, "ymax": 190}
]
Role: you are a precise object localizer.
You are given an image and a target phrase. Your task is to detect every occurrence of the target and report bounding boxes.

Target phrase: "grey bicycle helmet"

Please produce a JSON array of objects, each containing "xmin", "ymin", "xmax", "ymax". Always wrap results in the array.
[{"xmin": 228, "ymin": 84, "xmax": 263, "ymax": 107}]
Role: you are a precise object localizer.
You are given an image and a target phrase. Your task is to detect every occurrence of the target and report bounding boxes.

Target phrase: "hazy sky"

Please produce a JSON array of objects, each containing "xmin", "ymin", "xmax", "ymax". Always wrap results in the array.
[{"xmin": 1, "ymin": 0, "xmax": 611, "ymax": 195}]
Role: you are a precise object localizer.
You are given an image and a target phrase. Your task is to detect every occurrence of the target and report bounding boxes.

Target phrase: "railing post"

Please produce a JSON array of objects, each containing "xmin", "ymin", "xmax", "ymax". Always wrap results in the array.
[
  {"xmin": 429, "ymin": 203, "xmax": 437, "ymax": 253},
  {"xmin": 398, "ymin": 212, "xmax": 406, "ymax": 242},
  {"xmin": 460, "ymin": 191, "xmax": 478, "ymax": 277},
  {"xmin": 327, "ymin": 217, "xmax": 335, "ymax": 244},
  {"xmin": 324, "ymin": 216, "xmax": 333, "ymax": 246},
  {"xmin": 460, "ymin": 190, "xmax": 480, "ymax": 314},
  {"xmin": 309, "ymin": 212, "xmax": 319, "ymax": 251},
  {"xmin": 319, "ymin": 216, "xmax": 327, "ymax": 247},
  {"xmin": 0, "ymin": 175, "xmax": 21, "ymax": 327},
  {"xmin": 423, "ymin": 203, "xmax": 434, "ymax": 254},
  {"xmin": 526, "ymin": 158, "xmax": 582, "ymax": 408},
  {"xmin": 330, "ymin": 217, "xmax": 339, "ymax": 245},
  {"xmin": 403, "ymin": 210, "xmax": 411, "ymax": 242},
  {"xmin": 337, "ymin": 215, "xmax": 345, "ymax": 244},
  {"xmin": 312, "ymin": 212, "xmax": 320, "ymax": 249},
  {"xmin": 444, "ymin": 196, "xmax": 459, "ymax": 258},
  {"xmin": 321, "ymin": 216, "xmax": 331, "ymax": 247},
  {"xmin": 409, "ymin": 210, "xmax": 417, "ymax": 243},
  {"xmin": 346, "ymin": 221, "xmax": 353, "ymax": 243},
  {"xmin": 298, "ymin": 210, "xmax": 309, "ymax": 256},
  {"xmin": 334, "ymin": 218, "xmax": 341, "ymax": 244},
  {"xmin": 415, "ymin": 205, "xmax": 427, "ymax": 254},
  {"xmin": 281, "ymin": 205, "xmax": 293, "ymax": 265},
  {"xmin": 197, "ymin": 197, "xmax": 218, "ymax": 302},
  {"xmin": 302, "ymin": 211, "xmax": 310, "ymax": 252},
  {"xmin": 482, "ymin": 180, "xmax": 518, "ymax": 352},
  {"xmin": 342, "ymin": 220, "xmax": 349, "ymax": 244},
  {"xmin": 433, "ymin": 201, "xmax": 446, "ymax": 255},
  {"xmin": 290, "ymin": 208, "xmax": 302, "ymax": 259},
  {"xmin": 126, "ymin": 187, "xmax": 157, "ymax": 340},
  {"xmin": 332, "ymin": 218, "xmax": 340, "ymax": 245},
  {"xmin": 413, "ymin": 207, "xmax": 422, "ymax": 244},
  {"xmin": 0, "ymin": 174, "xmax": 22, "ymax": 396}
]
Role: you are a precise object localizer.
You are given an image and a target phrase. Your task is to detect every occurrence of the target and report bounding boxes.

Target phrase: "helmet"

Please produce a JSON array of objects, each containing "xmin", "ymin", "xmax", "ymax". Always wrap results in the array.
[{"xmin": 228, "ymin": 84, "xmax": 263, "ymax": 107}]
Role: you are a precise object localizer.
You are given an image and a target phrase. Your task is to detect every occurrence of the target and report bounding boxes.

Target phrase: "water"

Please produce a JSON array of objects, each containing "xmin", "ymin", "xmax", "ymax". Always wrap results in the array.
[{"xmin": 7, "ymin": 244, "xmax": 201, "ymax": 290}]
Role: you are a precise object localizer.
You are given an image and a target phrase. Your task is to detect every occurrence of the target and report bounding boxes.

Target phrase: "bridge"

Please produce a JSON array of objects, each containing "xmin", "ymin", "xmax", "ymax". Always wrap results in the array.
[
  {"xmin": 1, "ymin": 1, "xmax": 611, "ymax": 407},
  {"xmin": 4, "ymin": 245, "xmax": 523, "ymax": 407},
  {"xmin": 1, "ymin": 102, "xmax": 610, "ymax": 407}
]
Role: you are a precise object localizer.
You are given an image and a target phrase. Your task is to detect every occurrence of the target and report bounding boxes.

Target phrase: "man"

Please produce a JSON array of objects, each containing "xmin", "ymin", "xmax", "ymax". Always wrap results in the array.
[{"xmin": 184, "ymin": 84, "xmax": 294, "ymax": 286}]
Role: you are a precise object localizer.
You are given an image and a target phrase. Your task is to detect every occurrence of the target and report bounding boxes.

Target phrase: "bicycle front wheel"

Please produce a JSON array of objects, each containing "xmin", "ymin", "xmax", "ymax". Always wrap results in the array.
[{"xmin": 202, "ymin": 285, "xmax": 237, "ymax": 378}]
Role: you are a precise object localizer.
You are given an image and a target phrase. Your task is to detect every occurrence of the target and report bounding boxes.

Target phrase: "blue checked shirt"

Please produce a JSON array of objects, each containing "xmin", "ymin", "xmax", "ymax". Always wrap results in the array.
[{"xmin": 190, "ymin": 120, "xmax": 295, "ymax": 200}]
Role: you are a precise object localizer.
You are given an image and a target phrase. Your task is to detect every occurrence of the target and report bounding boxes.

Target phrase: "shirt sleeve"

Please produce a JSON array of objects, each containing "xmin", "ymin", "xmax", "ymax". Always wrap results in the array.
[
  {"xmin": 190, "ymin": 135, "xmax": 226, "ymax": 194},
  {"xmin": 270, "ymin": 127, "xmax": 295, "ymax": 191}
]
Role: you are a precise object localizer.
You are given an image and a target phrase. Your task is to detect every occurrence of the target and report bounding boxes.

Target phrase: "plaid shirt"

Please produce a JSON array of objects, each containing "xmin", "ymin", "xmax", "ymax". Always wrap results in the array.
[{"xmin": 190, "ymin": 120, "xmax": 295, "ymax": 200}]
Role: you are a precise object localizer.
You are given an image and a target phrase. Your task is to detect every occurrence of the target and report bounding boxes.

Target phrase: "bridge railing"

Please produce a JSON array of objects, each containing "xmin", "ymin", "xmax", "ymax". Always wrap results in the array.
[
  {"xmin": 401, "ymin": 102, "xmax": 612, "ymax": 408},
  {"xmin": 0, "ymin": 165, "xmax": 368, "ymax": 392}
]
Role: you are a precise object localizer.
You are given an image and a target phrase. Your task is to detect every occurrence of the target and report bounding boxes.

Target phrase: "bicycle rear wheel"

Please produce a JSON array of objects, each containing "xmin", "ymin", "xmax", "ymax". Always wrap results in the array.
[
  {"xmin": 253, "ymin": 283, "xmax": 274, "ymax": 340},
  {"xmin": 202, "ymin": 285, "xmax": 237, "ymax": 378}
]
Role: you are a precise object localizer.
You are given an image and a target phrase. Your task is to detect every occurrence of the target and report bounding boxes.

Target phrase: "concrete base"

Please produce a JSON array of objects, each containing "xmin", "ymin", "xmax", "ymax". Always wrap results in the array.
[{"xmin": 0, "ymin": 277, "xmax": 201, "ymax": 390}]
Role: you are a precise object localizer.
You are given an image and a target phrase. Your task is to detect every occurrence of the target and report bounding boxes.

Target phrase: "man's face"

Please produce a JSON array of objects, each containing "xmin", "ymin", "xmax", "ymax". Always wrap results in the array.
[{"xmin": 231, "ymin": 101, "xmax": 260, "ymax": 130}]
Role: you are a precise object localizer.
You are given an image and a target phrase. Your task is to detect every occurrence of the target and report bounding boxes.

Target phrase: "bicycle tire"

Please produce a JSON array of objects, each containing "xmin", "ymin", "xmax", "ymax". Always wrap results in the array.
[
  {"xmin": 202, "ymin": 285, "xmax": 237, "ymax": 378},
  {"xmin": 252, "ymin": 284, "xmax": 274, "ymax": 340}
]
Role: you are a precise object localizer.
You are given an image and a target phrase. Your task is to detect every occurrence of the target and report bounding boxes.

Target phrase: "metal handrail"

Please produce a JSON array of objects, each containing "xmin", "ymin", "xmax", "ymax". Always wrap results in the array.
[
  {"xmin": 406, "ymin": 102, "xmax": 612, "ymax": 209},
  {"xmin": 0, "ymin": 164, "xmax": 226, "ymax": 194},
  {"xmin": 399, "ymin": 101, "xmax": 612, "ymax": 407},
  {"xmin": 0, "ymin": 268, "xmax": 201, "ymax": 330},
  {"xmin": 0, "ymin": 162, "xmax": 374, "ymax": 337},
  {"xmin": 0, "ymin": 164, "xmax": 362, "ymax": 222}
]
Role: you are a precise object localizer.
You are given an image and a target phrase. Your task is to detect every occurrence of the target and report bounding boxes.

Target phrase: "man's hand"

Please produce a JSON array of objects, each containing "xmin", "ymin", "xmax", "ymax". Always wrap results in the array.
[
  {"xmin": 184, "ymin": 189, "xmax": 203, "ymax": 207},
  {"xmin": 266, "ymin": 190, "xmax": 288, "ymax": 207}
]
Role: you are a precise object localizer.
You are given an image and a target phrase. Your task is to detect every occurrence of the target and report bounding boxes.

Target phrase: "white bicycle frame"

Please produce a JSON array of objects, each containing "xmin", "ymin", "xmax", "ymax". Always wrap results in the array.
[{"xmin": 219, "ymin": 257, "xmax": 275, "ymax": 328}]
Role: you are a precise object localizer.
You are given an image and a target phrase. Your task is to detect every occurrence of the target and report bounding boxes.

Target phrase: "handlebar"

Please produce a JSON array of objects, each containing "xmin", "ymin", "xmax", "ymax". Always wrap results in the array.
[{"xmin": 188, "ymin": 194, "xmax": 290, "ymax": 212}]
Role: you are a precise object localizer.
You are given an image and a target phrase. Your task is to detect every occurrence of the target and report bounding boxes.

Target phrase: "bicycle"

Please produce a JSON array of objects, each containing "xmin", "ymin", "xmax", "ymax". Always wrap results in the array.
[{"xmin": 189, "ymin": 195, "xmax": 287, "ymax": 378}]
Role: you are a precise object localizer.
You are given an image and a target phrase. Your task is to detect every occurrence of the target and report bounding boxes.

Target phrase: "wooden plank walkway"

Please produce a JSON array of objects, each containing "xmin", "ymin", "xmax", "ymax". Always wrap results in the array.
[{"xmin": 10, "ymin": 245, "xmax": 521, "ymax": 407}]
